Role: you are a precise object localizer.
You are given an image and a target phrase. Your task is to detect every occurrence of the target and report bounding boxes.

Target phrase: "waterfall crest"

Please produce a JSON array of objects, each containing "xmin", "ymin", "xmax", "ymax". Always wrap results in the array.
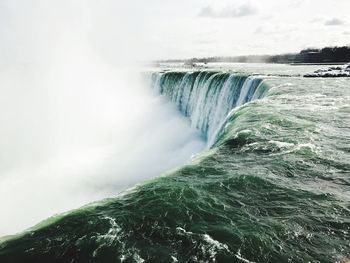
[{"xmin": 150, "ymin": 71, "xmax": 268, "ymax": 145}]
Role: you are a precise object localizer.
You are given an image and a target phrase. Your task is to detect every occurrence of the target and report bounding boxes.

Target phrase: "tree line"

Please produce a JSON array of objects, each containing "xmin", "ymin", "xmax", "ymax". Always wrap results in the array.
[{"xmin": 158, "ymin": 45, "xmax": 350, "ymax": 64}]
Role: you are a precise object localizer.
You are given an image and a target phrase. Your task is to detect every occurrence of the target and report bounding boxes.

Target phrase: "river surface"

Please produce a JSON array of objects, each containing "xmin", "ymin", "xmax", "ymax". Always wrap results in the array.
[{"xmin": 0, "ymin": 63, "xmax": 349, "ymax": 263}]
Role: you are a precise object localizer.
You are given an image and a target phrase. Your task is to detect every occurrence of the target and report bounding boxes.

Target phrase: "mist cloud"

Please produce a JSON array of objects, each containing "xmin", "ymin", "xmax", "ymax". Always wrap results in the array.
[{"xmin": 0, "ymin": 0, "xmax": 205, "ymax": 236}]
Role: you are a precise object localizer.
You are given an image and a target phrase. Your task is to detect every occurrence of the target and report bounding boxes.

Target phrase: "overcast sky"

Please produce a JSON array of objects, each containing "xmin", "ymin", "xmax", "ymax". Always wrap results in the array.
[
  {"xmin": 0, "ymin": 0, "xmax": 349, "ymax": 62},
  {"xmin": 142, "ymin": 0, "xmax": 350, "ymax": 59}
]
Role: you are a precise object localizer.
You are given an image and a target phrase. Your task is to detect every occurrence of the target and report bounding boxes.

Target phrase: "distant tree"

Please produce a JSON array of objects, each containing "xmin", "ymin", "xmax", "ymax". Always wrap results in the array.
[{"xmin": 157, "ymin": 45, "xmax": 350, "ymax": 64}]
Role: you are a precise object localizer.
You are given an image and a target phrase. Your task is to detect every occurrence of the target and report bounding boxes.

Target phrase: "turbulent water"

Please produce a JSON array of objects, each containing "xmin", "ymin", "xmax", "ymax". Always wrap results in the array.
[{"xmin": 0, "ymin": 64, "xmax": 349, "ymax": 263}]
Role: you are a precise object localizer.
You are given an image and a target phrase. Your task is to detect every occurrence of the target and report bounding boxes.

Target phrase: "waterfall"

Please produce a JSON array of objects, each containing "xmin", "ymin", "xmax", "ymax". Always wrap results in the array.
[{"xmin": 150, "ymin": 71, "xmax": 268, "ymax": 146}]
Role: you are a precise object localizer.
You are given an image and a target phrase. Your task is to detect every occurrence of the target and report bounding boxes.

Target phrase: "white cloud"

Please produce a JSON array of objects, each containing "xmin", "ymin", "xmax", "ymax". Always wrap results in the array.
[
  {"xmin": 199, "ymin": 3, "xmax": 258, "ymax": 18},
  {"xmin": 255, "ymin": 23, "xmax": 297, "ymax": 35},
  {"xmin": 325, "ymin": 18, "xmax": 345, "ymax": 26},
  {"xmin": 288, "ymin": 0, "xmax": 308, "ymax": 7},
  {"xmin": 138, "ymin": 0, "xmax": 350, "ymax": 58}
]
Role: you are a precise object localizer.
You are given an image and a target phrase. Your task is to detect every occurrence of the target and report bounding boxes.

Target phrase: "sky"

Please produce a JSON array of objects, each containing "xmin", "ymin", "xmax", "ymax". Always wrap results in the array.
[
  {"xmin": 0, "ymin": 0, "xmax": 349, "ymax": 62},
  {"xmin": 143, "ymin": 0, "xmax": 350, "ymax": 59}
]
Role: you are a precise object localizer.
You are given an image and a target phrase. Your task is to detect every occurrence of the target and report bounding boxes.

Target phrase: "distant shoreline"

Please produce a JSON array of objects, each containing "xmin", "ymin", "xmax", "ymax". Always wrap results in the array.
[
  {"xmin": 290, "ymin": 62, "xmax": 348, "ymax": 66},
  {"xmin": 157, "ymin": 45, "xmax": 350, "ymax": 65},
  {"xmin": 157, "ymin": 61, "xmax": 348, "ymax": 66}
]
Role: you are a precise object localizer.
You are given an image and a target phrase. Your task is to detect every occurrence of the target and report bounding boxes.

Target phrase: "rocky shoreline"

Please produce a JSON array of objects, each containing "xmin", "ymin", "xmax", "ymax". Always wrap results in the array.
[{"xmin": 304, "ymin": 63, "xmax": 350, "ymax": 77}]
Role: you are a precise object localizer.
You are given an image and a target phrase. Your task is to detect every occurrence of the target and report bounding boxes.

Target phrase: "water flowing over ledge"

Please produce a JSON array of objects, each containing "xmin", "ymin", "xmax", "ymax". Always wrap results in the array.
[{"xmin": 150, "ymin": 71, "xmax": 268, "ymax": 146}]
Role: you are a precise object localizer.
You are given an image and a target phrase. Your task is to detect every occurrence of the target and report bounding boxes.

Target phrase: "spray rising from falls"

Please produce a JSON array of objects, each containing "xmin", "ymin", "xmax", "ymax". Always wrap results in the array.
[
  {"xmin": 150, "ymin": 71, "xmax": 268, "ymax": 146},
  {"xmin": 0, "ymin": 1, "xmax": 209, "ymax": 237}
]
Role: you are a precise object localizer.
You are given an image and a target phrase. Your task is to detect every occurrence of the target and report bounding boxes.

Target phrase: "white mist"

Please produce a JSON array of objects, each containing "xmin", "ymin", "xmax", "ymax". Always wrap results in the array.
[{"xmin": 0, "ymin": 1, "xmax": 205, "ymax": 236}]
